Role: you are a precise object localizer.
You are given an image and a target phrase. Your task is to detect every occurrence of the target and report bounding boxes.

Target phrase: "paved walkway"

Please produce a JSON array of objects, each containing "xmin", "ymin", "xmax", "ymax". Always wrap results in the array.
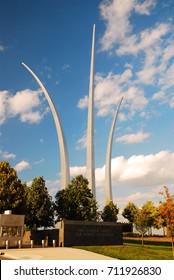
[{"xmin": 0, "ymin": 247, "xmax": 115, "ymax": 260}]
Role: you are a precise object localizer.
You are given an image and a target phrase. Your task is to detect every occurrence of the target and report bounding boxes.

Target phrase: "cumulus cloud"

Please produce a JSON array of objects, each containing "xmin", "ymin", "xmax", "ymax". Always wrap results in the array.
[
  {"xmin": 45, "ymin": 179, "xmax": 61, "ymax": 197},
  {"xmin": 116, "ymin": 131, "xmax": 151, "ymax": 144},
  {"xmin": 78, "ymin": 70, "xmax": 148, "ymax": 117},
  {"xmin": 117, "ymin": 192, "xmax": 157, "ymax": 204},
  {"xmin": 99, "ymin": 0, "xmax": 156, "ymax": 51},
  {"xmin": 98, "ymin": 0, "xmax": 174, "ymax": 109},
  {"xmin": 70, "ymin": 166, "xmax": 86, "ymax": 177},
  {"xmin": 20, "ymin": 111, "xmax": 43, "ymax": 124},
  {"xmin": 8, "ymin": 89, "xmax": 41, "ymax": 116},
  {"xmin": 0, "ymin": 89, "xmax": 49, "ymax": 125},
  {"xmin": 116, "ymin": 191, "xmax": 158, "ymax": 210},
  {"xmin": 77, "ymin": 1, "xmax": 174, "ymax": 118},
  {"xmin": 117, "ymin": 23, "xmax": 170, "ymax": 56},
  {"xmin": 77, "ymin": 95, "xmax": 88, "ymax": 109},
  {"xmin": 70, "ymin": 150, "xmax": 174, "ymax": 189},
  {"xmin": 14, "ymin": 160, "xmax": 31, "ymax": 172},
  {"xmin": 0, "ymin": 150, "xmax": 16, "ymax": 160}
]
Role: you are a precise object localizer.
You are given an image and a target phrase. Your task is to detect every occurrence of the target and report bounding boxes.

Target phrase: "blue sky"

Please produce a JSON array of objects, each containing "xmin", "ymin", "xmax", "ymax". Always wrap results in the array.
[{"xmin": 0, "ymin": 0, "xmax": 174, "ymax": 218}]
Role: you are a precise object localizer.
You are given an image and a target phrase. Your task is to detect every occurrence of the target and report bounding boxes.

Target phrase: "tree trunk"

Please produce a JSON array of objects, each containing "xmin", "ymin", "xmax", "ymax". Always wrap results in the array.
[
  {"xmin": 171, "ymin": 236, "xmax": 174, "ymax": 258},
  {"xmin": 163, "ymin": 227, "xmax": 166, "ymax": 236},
  {"xmin": 142, "ymin": 232, "xmax": 144, "ymax": 246}
]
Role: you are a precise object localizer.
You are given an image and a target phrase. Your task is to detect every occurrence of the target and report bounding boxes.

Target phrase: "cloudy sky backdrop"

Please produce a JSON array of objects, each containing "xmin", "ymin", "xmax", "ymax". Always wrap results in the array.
[{"xmin": 0, "ymin": 0, "xmax": 174, "ymax": 219}]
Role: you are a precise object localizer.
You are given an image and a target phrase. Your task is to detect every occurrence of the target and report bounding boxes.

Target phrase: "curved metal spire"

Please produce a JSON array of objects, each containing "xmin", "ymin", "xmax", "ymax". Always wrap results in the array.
[
  {"xmin": 86, "ymin": 24, "xmax": 96, "ymax": 199},
  {"xmin": 105, "ymin": 97, "xmax": 123, "ymax": 204},
  {"xmin": 22, "ymin": 62, "xmax": 70, "ymax": 189}
]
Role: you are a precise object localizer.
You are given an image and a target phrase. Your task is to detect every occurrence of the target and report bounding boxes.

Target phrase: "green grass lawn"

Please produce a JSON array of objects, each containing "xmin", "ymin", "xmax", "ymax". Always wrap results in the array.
[{"xmin": 75, "ymin": 239, "xmax": 174, "ymax": 260}]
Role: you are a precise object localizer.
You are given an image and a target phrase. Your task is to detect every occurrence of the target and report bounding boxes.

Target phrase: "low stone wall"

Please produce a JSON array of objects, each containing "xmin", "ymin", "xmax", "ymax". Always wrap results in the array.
[
  {"xmin": 30, "ymin": 229, "xmax": 59, "ymax": 247},
  {"xmin": 59, "ymin": 220, "xmax": 123, "ymax": 247},
  {"xmin": 23, "ymin": 231, "xmax": 31, "ymax": 246},
  {"xmin": 0, "ymin": 214, "xmax": 25, "ymax": 248}
]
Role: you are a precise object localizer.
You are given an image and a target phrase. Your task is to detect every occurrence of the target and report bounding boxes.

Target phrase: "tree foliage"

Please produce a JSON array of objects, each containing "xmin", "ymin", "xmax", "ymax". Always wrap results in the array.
[
  {"xmin": 158, "ymin": 186, "xmax": 174, "ymax": 257},
  {"xmin": 122, "ymin": 202, "xmax": 138, "ymax": 223},
  {"xmin": 134, "ymin": 208, "xmax": 150, "ymax": 245},
  {"xmin": 141, "ymin": 201, "xmax": 157, "ymax": 231},
  {"xmin": 0, "ymin": 161, "xmax": 26, "ymax": 214},
  {"xmin": 133, "ymin": 201, "xmax": 157, "ymax": 245},
  {"xmin": 54, "ymin": 175, "xmax": 98, "ymax": 222},
  {"xmin": 101, "ymin": 200, "xmax": 119, "ymax": 222},
  {"xmin": 25, "ymin": 176, "xmax": 54, "ymax": 229}
]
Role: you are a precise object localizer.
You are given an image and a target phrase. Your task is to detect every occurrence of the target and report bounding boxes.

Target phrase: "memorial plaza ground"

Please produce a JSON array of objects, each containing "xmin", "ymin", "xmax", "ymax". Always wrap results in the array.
[{"xmin": 0, "ymin": 247, "xmax": 115, "ymax": 260}]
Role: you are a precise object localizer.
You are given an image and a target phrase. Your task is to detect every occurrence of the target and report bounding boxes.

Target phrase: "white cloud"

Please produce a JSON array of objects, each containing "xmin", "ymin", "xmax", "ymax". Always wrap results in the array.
[
  {"xmin": 26, "ymin": 180, "xmax": 32, "ymax": 187},
  {"xmin": 99, "ymin": 0, "xmax": 174, "ymax": 109},
  {"xmin": 33, "ymin": 158, "xmax": 45, "ymax": 165},
  {"xmin": 136, "ymin": 65, "xmax": 157, "ymax": 85},
  {"xmin": 0, "ymin": 91, "xmax": 8, "ymax": 125},
  {"xmin": 20, "ymin": 111, "xmax": 43, "ymax": 124},
  {"xmin": 14, "ymin": 160, "xmax": 31, "ymax": 172},
  {"xmin": 77, "ymin": 95, "xmax": 88, "ymax": 109},
  {"xmin": 104, "ymin": 151, "xmax": 174, "ymax": 187},
  {"xmin": 99, "ymin": 0, "xmax": 156, "ymax": 51},
  {"xmin": 78, "ymin": 9, "xmax": 174, "ymax": 117},
  {"xmin": 117, "ymin": 23, "xmax": 170, "ymax": 56},
  {"xmin": 117, "ymin": 192, "xmax": 156, "ymax": 204},
  {"xmin": 0, "ymin": 45, "xmax": 6, "ymax": 52},
  {"xmin": 152, "ymin": 61, "xmax": 174, "ymax": 106},
  {"xmin": 78, "ymin": 68, "xmax": 149, "ymax": 118},
  {"xmin": 116, "ymin": 131, "xmax": 151, "ymax": 144},
  {"xmin": 169, "ymin": 97, "xmax": 174, "ymax": 108},
  {"xmin": 69, "ymin": 150, "xmax": 174, "ymax": 190},
  {"xmin": 8, "ymin": 89, "xmax": 41, "ymax": 116},
  {"xmin": 116, "ymin": 191, "xmax": 158, "ymax": 209},
  {"xmin": 75, "ymin": 132, "xmax": 87, "ymax": 150},
  {"xmin": 0, "ymin": 89, "xmax": 49, "ymax": 125},
  {"xmin": 45, "ymin": 179, "xmax": 61, "ymax": 197},
  {"xmin": 0, "ymin": 150, "xmax": 16, "ymax": 160},
  {"xmin": 159, "ymin": 62, "xmax": 174, "ymax": 90},
  {"xmin": 78, "ymin": 70, "xmax": 148, "ymax": 118},
  {"xmin": 70, "ymin": 166, "xmax": 86, "ymax": 177},
  {"xmin": 134, "ymin": 0, "xmax": 156, "ymax": 15},
  {"xmin": 46, "ymin": 151, "xmax": 174, "ymax": 207}
]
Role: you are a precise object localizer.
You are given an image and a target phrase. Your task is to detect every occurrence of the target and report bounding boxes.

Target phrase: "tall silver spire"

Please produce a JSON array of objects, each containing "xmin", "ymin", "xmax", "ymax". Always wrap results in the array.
[
  {"xmin": 22, "ymin": 62, "xmax": 70, "ymax": 189},
  {"xmin": 105, "ymin": 97, "xmax": 123, "ymax": 204},
  {"xmin": 86, "ymin": 24, "xmax": 96, "ymax": 199}
]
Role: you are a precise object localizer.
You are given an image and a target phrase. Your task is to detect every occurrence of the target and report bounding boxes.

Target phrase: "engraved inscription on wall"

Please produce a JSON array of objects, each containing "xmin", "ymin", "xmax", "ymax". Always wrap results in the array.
[{"xmin": 76, "ymin": 227, "xmax": 114, "ymax": 237}]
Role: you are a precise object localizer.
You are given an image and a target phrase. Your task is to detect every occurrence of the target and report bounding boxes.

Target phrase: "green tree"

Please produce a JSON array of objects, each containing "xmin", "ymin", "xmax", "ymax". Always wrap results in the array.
[
  {"xmin": 54, "ymin": 174, "xmax": 98, "ymax": 222},
  {"xmin": 25, "ymin": 176, "xmax": 54, "ymax": 229},
  {"xmin": 158, "ymin": 186, "xmax": 174, "ymax": 257},
  {"xmin": 101, "ymin": 200, "xmax": 119, "ymax": 222},
  {"xmin": 0, "ymin": 161, "xmax": 26, "ymax": 214},
  {"xmin": 134, "ymin": 207, "xmax": 149, "ymax": 245},
  {"xmin": 134, "ymin": 201, "xmax": 157, "ymax": 245},
  {"xmin": 141, "ymin": 201, "xmax": 157, "ymax": 235},
  {"xmin": 122, "ymin": 202, "xmax": 138, "ymax": 223}
]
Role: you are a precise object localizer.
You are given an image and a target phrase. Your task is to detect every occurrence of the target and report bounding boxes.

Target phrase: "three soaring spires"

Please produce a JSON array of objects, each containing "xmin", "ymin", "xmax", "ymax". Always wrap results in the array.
[{"xmin": 22, "ymin": 24, "xmax": 122, "ymax": 204}]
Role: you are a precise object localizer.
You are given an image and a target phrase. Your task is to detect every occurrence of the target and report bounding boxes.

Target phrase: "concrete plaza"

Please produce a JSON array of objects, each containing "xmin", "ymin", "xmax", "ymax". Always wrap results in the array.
[{"xmin": 0, "ymin": 247, "xmax": 115, "ymax": 260}]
